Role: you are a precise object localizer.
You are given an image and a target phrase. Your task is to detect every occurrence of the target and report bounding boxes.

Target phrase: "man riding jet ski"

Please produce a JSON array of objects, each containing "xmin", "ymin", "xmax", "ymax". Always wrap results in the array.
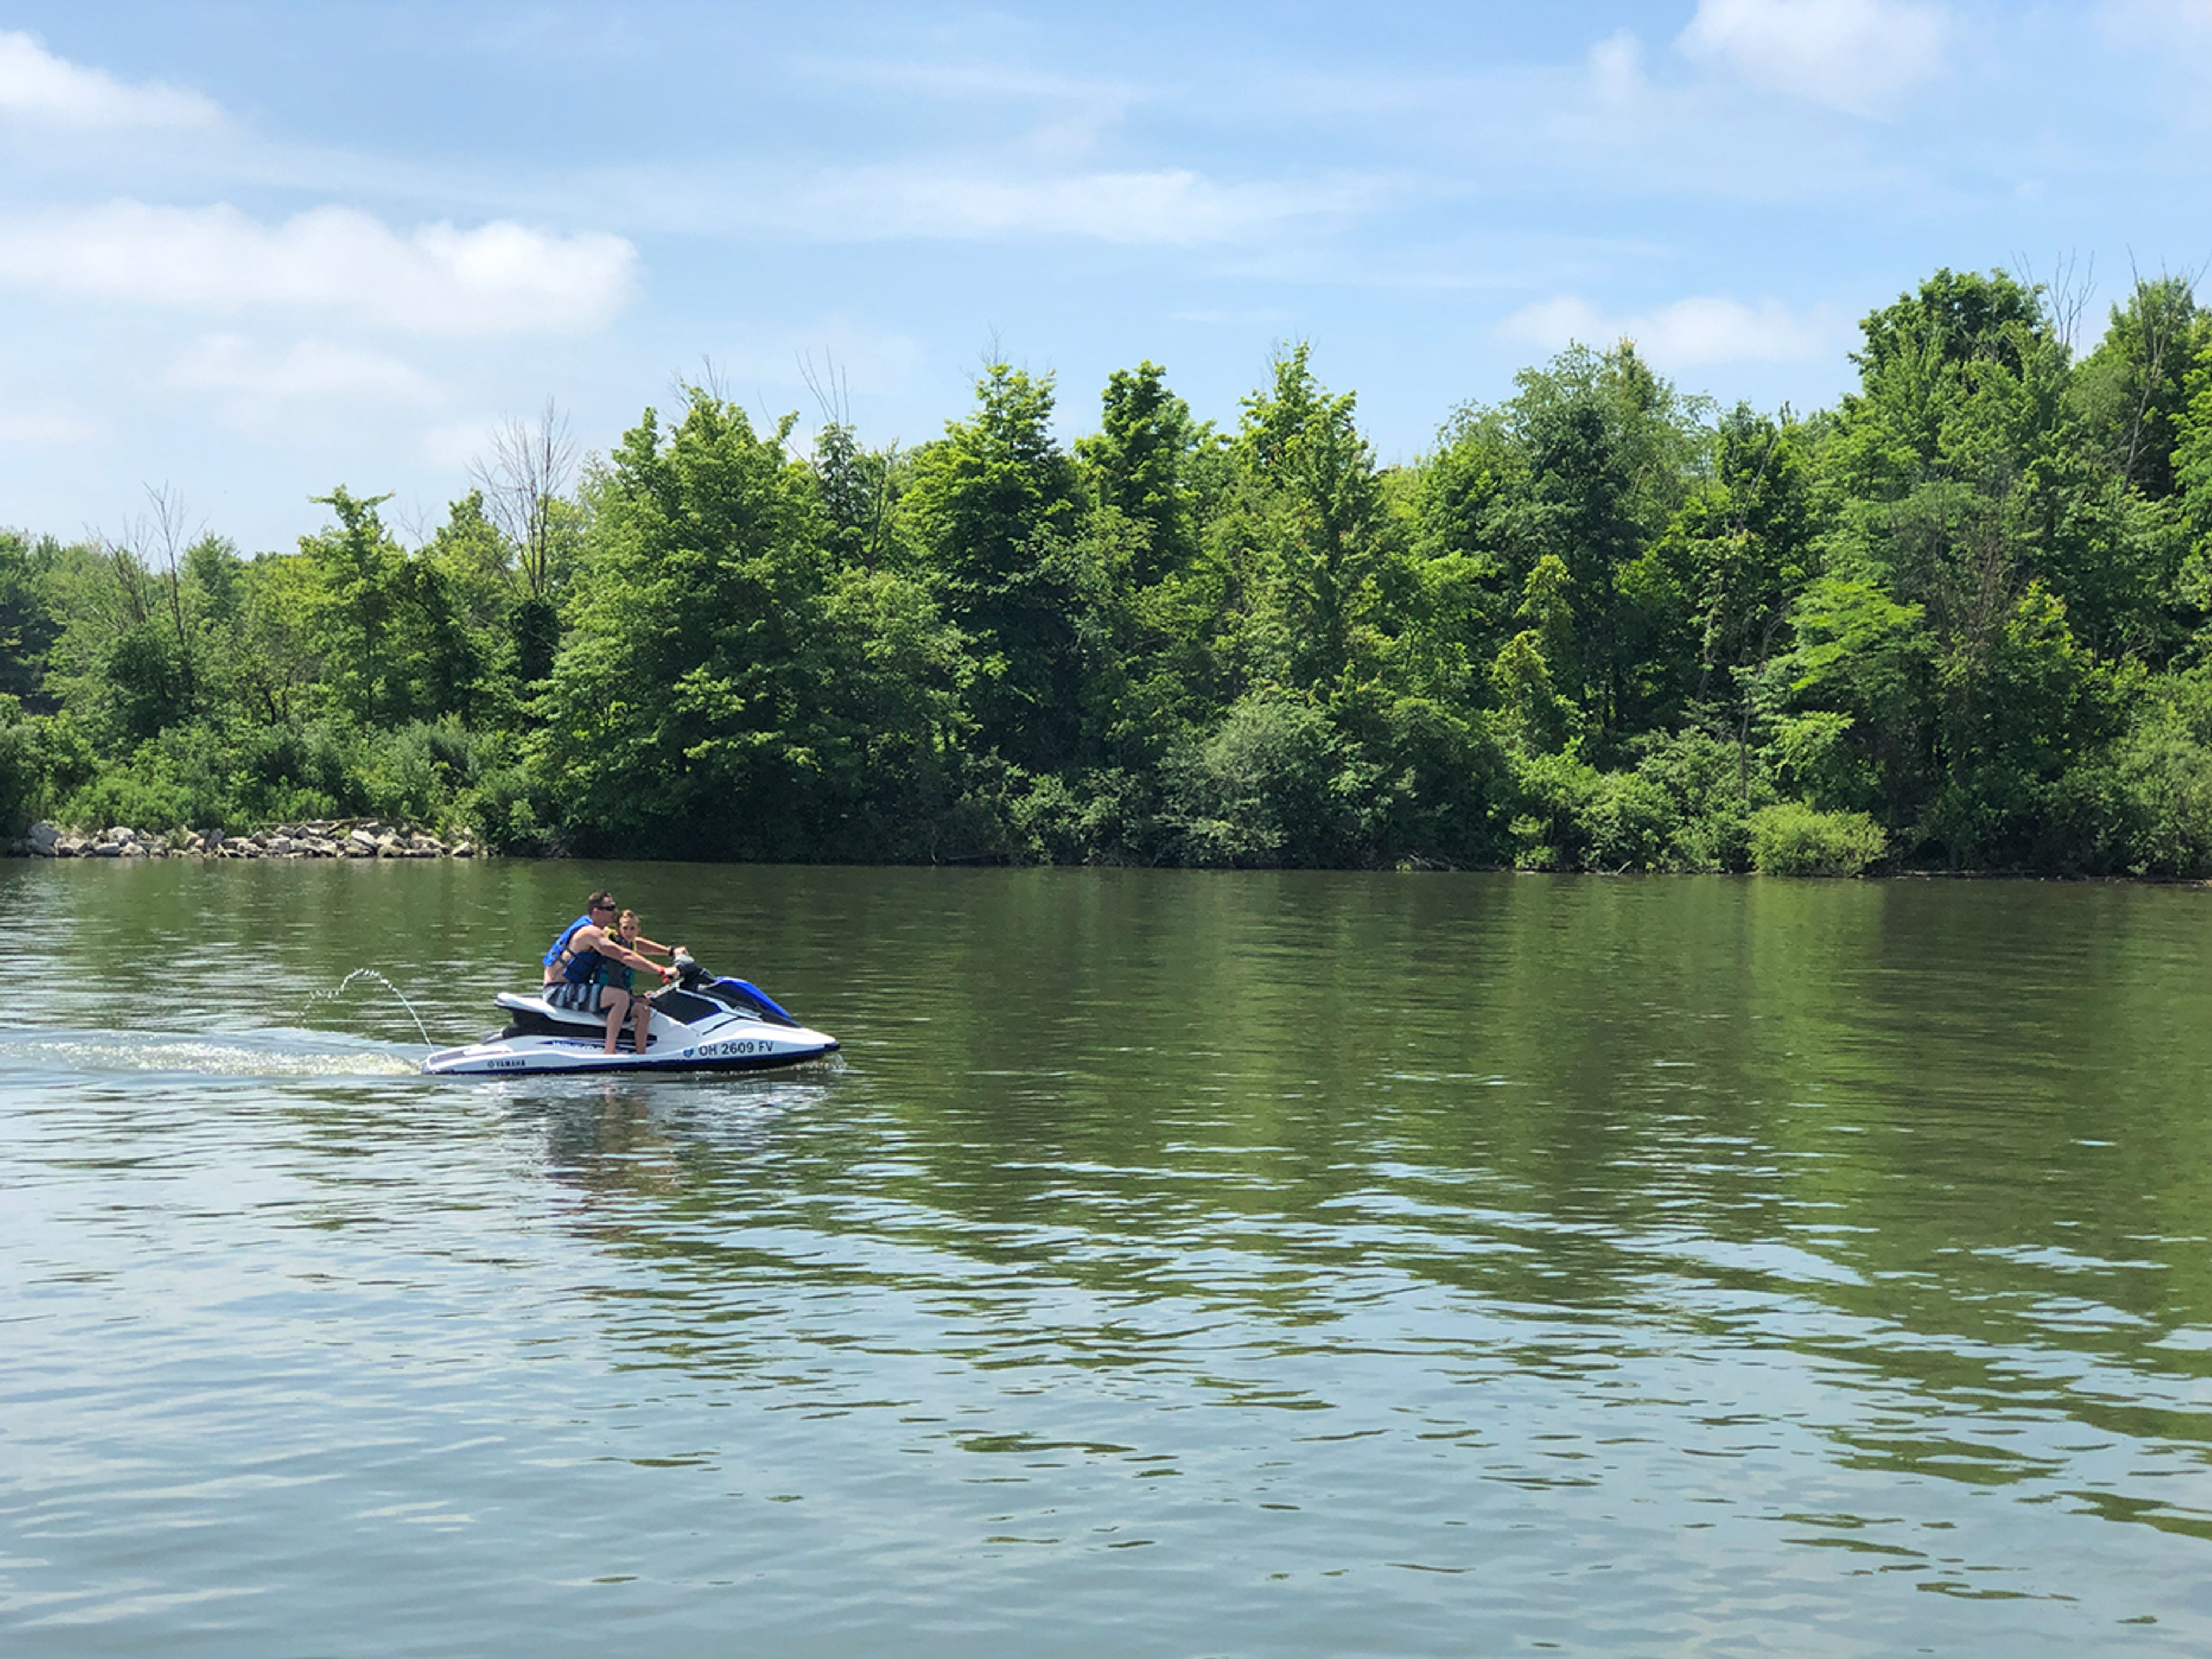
[
  {"xmin": 419, "ymin": 892, "xmax": 838, "ymax": 1078},
  {"xmin": 541, "ymin": 890, "xmax": 676, "ymax": 1055}
]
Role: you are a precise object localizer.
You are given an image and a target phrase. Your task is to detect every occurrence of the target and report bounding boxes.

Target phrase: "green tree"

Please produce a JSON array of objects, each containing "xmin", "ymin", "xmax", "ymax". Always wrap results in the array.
[
  {"xmin": 1077, "ymin": 360, "xmax": 1205, "ymax": 585},
  {"xmin": 2069, "ymin": 275, "xmax": 2206, "ymax": 500},
  {"xmin": 1217, "ymin": 344, "xmax": 1390, "ymax": 694},
  {"xmin": 904, "ymin": 362, "xmax": 1086, "ymax": 774},
  {"xmin": 0, "ymin": 531, "xmax": 62, "ymax": 710},
  {"xmin": 536, "ymin": 388, "xmax": 962, "ymax": 859},
  {"xmin": 1426, "ymin": 342, "xmax": 1706, "ymax": 741},
  {"xmin": 298, "ymin": 488, "xmax": 488, "ymax": 727}
]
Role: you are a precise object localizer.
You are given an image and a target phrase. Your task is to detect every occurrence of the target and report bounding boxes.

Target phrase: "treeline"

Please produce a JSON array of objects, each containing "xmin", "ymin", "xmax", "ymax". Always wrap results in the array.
[{"xmin": 8, "ymin": 266, "xmax": 2212, "ymax": 874}]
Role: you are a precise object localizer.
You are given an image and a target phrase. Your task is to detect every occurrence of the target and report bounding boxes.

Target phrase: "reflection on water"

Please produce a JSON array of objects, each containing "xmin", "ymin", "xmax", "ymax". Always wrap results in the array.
[{"xmin": 3, "ymin": 858, "xmax": 2211, "ymax": 1656}]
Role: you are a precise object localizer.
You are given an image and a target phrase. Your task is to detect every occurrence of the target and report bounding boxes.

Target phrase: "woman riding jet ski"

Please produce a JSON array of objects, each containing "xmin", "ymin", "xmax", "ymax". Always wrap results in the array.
[{"xmin": 421, "ymin": 945, "xmax": 839, "ymax": 1078}]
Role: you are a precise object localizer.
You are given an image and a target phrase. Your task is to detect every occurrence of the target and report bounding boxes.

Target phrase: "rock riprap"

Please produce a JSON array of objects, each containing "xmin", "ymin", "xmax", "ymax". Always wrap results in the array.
[{"xmin": 10, "ymin": 820, "xmax": 479, "ymax": 859}]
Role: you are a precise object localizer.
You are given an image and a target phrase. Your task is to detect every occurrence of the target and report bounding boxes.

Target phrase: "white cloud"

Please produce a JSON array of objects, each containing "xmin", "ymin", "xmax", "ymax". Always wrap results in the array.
[
  {"xmin": 0, "ymin": 31, "xmax": 222, "ymax": 128},
  {"xmin": 1588, "ymin": 32, "xmax": 1648, "ymax": 107},
  {"xmin": 1499, "ymin": 294, "xmax": 1845, "ymax": 368},
  {"xmin": 1679, "ymin": 0, "xmax": 1948, "ymax": 113},
  {"xmin": 0, "ymin": 403, "xmax": 97, "ymax": 444},
  {"xmin": 1169, "ymin": 305, "xmax": 1298, "ymax": 326},
  {"xmin": 2099, "ymin": 0, "xmax": 2212, "ymax": 33},
  {"xmin": 798, "ymin": 164, "xmax": 1382, "ymax": 245},
  {"xmin": 0, "ymin": 202, "xmax": 638, "ymax": 334},
  {"xmin": 170, "ymin": 336, "xmax": 435, "ymax": 404},
  {"xmin": 421, "ymin": 419, "xmax": 501, "ymax": 472},
  {"xmin": 581, "ymin": 153, "xmax": 1389, "ymax": 246},
  {"xmin": 791, "ymin": 55, "xmax": 1142, "ymax": 110}
]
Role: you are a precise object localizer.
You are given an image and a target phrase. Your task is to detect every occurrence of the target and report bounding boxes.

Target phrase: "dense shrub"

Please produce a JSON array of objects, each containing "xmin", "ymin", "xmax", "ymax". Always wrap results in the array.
[
  {"xmin": 1164, "ymin": 692, "xmax": 1380, "ymax": 867},
  {"xmin": 0, "ymin": 703, "xmax": 95, "ymax": 834},
  {"xmin": 1748, "ymin": 802, "xmax": 1888, "ymax": 876},
  {"xmin": 2114, "ymin": 669, "xmax": 2212, "ymax": 874},
  {"xmin": 56, "ymin": 721, "xmax": 232, "ymax": 832}
]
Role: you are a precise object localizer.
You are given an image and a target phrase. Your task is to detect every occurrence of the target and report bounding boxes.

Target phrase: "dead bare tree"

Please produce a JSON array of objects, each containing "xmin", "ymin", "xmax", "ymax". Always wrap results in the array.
[
  {"xmin": 797, "ymin": 349, "xmax": 853, "ymax": 430},
  {"xmin": 110, "ymin": 483, "xmax": 202, "ymax": 652},
  {"xmin": 2014, "ymin": 250, "xmax": 2094, "ymax": 355},
  {"xmin": 469, "ymin": 397, "xmax": 576, "ymax": 600},
  {"xmin": 797, "ymin": 349, "xmax": 897, "ymax": 570}
]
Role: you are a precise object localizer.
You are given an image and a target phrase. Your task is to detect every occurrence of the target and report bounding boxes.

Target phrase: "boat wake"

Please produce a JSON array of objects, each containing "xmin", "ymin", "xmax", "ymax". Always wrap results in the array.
[{"xmin": 0, "ymin": 1028, "xmax": 424, "ymax": 1080}]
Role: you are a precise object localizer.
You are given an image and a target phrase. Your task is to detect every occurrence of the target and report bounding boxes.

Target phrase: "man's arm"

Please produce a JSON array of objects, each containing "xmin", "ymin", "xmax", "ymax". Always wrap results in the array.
[{"xmin": 588, "ymin": 927, "xmax": 674, "ymax": 976}]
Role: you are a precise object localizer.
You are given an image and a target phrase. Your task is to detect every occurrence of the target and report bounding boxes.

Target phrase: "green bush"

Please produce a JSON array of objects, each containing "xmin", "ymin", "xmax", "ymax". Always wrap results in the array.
[
  {"xmin": 1165, "ymin": 692, "xmax": 1378, "ymax": 868},
  {"xmin": 0, "ymin": 711, "xmax": 42, "ymax": 835},
  {"xmin": 1630, "ymin": 729, "xmax": 1763, "ymax": 872},
  {"xmin": 1582, "ymin": 770, "xmax": 1680, "ymax": 870},
  {"xmin": 0, "ymin": 701, "xmax": 96, "ymax": 834},
  {"xmin": 1748, "ymin": 801, "xmax": 1888, "ymax": 876},
  {"xmin": 1007, "ymin": 767, "xmax": 1162, "ymax": 865},
  {"xmin": 2115, "ymin": 671, "xmax": 2212, "ymax": 876},
  {"xmin": 56, "ymin": 721, "xmax": 232, "ymax": 833},
  {"xmin": 1505, "ymin": 748, "xmax": 1602, "ymax": 869}
]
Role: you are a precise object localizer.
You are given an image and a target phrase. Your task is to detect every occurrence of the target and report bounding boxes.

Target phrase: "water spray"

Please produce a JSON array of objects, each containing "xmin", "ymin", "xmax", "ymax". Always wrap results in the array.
[{"xmin": 302, "ymin": 967, "xmax": 434, "ymax": 1047}]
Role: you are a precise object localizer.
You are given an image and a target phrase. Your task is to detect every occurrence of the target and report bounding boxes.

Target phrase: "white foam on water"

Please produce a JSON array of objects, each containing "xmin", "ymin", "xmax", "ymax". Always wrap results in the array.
[{"xmin": 0, "ymin": 1029, "xmax": 422, "ymax": 1080}]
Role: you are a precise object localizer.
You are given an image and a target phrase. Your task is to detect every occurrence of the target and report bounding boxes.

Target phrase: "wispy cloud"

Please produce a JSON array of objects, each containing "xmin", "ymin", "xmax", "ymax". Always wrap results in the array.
[
  {"xmin": 1679, "ymin": 0, "xmax": 1950, "ymax": 115},
  {"xmin": 585, "ymin": 158, "xmax": 1391, "ymax": 247},
  {"xmin": 787, "ymin": 54, "xmax": 1145, "ymax": 109},
  {"xmin": 1587, "ymin": 32, "xmax": 1648, "ymax": 108},
  {"xmin": 785, "ymin": 53, "xmax": 1146, "ymax": 162},
  {"xmin": 2099, "ymin": 0, "xmax": 2212, "ymax": 33},
  {"xmin": 420, "ymin": 418, "xmax": 503, "ymax": 472},
  {"xmin": 802, "ymin": 164, "xmax": 1382, "ymax": 245},
  {"xmin": 1499, "ymin": 293, "xmax": 1847, "ymax": 368},
  {"xmin": 0, "ymin": 202, "xmax": 638, "ymax": 334},
  {"xmin": 170, "ymin": 335, "xmax": 436, "ymax": 404},
  {"xmin": 0, "ymin": 402, "xmax": 97, "ymax": 444},
  {"xmin": 0, "ymin": 30, "xmax": 222, "ymax": 128}
]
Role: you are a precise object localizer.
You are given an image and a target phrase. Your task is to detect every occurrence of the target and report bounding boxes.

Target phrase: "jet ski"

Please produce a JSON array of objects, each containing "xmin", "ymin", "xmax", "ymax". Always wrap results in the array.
[{"xmin": 422, "ymin": 952, "xmax": 839, "ymax": 1077}]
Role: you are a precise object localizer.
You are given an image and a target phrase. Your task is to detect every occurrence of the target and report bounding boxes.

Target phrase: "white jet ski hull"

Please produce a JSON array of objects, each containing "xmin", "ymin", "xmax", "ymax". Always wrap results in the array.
[{"xmin": 422, "ymin": 974, "xmax": 838, "ymax": 1078}]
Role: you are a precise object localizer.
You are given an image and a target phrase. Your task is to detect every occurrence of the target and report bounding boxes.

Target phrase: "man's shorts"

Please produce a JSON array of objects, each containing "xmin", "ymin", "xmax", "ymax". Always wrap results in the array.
[{"xmin": 545, "ymin": 979, "xmax": 604, "ymax": 1012}]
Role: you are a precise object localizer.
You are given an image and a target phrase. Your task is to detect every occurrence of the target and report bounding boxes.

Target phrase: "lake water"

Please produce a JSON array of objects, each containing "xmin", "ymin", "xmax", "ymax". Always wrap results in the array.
[{"xmin": 3, "ymin": 858, "xmax": 2210, "ymax": 1656}]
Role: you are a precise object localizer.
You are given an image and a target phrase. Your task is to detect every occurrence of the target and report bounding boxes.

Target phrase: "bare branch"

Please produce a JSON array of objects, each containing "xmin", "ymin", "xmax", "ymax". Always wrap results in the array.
[
  {"xmin": 797, "ymin": 349, "xmax": 854, "ymax": 430},
  {"xmin": 687, "ymin": 354, "xmax": 727, "ymax": 404},
  {"xmin": 389, "ymin": 495, "xmax": 435, "ymax": 549},
  {"xmin": 468, "ymin": 397, "xmax": 576, "ymax": 600},
  {"xmin": 116, "ymin": 483, "xmax": 204, "ymax": 652}
]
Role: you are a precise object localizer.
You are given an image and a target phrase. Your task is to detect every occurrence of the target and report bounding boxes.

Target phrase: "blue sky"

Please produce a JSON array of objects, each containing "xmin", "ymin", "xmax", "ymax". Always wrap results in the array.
[{"xmin": 2, "ymin": 0, "xmax": 2210, "ymax": 553}]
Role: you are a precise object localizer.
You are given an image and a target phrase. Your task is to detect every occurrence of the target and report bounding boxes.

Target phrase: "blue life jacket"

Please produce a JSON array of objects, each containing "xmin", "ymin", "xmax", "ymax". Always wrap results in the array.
[{"xmin": 543, "ymin": 915, "xmax": 605, "ymax": 985}]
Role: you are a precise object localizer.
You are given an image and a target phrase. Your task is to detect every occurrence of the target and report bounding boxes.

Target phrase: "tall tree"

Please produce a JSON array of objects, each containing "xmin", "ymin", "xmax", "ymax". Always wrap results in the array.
[
  {"xmin": 535, "ymin": 387, "xmax": 938, "ymax": 858},
  {"xmin": 903, "ymin": 362, "xmax": 1086, "ymax": 774}
]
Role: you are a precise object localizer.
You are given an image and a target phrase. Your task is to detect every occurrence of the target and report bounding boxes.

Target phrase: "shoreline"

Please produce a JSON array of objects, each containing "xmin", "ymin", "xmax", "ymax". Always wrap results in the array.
[
  {"xmin": 7, "ymin": 819, "xmax": 476, "ymax": 861},
  {"xmin": 6, "ymin": 820, "xmax": 2210, "ymax": 884}
]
